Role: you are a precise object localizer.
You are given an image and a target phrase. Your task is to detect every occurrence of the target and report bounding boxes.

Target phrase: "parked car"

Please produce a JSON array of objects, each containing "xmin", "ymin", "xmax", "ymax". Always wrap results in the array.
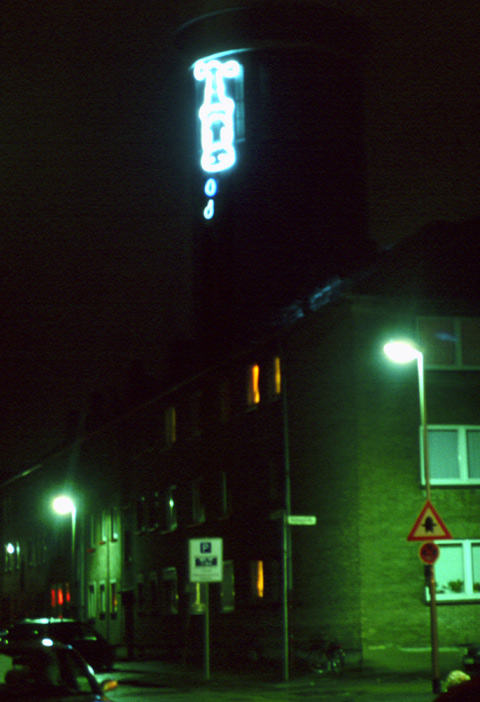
[
  {"xmin": 0, "ymin": 620, "xmax": 115, "ymax": 672},
  {"xmin": 462, "ymin": 643, "xmax": 480, "ymax": 676},
  {"xmin": 0, "ymin": 638, "xmax": 117, "ymax": 701}
]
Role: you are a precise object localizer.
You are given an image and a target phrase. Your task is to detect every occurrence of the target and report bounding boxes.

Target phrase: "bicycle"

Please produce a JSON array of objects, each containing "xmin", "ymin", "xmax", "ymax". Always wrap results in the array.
[{"xmin": 291, "ymin": 636, "xmax": 345, "ymax": 675}]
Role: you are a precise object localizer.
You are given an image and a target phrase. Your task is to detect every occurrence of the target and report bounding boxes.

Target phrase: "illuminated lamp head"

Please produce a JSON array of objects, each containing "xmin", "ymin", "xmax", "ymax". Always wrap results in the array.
[
  {"xmin": 383, "ymin": 340, "xmax": 421, "ymax": 364},
  {"xmin": 52, "ymin": 495, "xmax": 76, "ymax": 516}
]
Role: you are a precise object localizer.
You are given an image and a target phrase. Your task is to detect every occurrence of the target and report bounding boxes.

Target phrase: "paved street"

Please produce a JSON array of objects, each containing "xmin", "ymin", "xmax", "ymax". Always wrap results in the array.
[{"xmin": 98, "ymin": 659, "xmax": 440, "ymax": 702}]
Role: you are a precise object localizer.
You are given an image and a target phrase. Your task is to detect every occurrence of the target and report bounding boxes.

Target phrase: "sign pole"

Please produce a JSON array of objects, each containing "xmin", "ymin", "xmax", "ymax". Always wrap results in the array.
[
  {"xmin": 416, "ymin": 352, "xmax": 440, "ymax": 695},
  {"xmin": 282, "ymin": 509, "xmax": 289, "ymax": 682},
  {"xmin": 188, "ymin": 538, "xmax": 222, "ymax": 681},
  {"xmin": 426, "ymin": 565, "xmax": 439, "ymax": 692},
  {"xmin": 204, "ymin": 584, "xmax": 210, "ymax": 681}
]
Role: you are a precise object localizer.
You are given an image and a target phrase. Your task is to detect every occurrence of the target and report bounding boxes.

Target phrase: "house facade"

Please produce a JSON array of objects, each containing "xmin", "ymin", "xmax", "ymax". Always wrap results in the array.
[
  {"xmin": 1, "ymin": 0, "xmax": 480, "ymax": 677},
  {"xmin": 2, "ymin": 250, "xmax": 480, "ymax": 674}
]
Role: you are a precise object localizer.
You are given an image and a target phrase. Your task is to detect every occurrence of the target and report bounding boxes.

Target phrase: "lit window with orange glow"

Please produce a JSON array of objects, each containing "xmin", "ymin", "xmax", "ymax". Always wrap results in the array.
[
  {"xmin": 247, "ymin": 364, "xmax": 260, "ymax": 406},
  {"xmin": 273, "ymin": 356, "xmax": 281, "ymax": 395},
  {"xmin": 257, "ymin": 561, "xmax": 264, "ymax": 598},
  {"xmin": 110, "ymin": 581, "xmax": 118, "ymax": 614},
  {"xmin": 251, "ymin": 560, "xmax": 264, "ymax": 599}
]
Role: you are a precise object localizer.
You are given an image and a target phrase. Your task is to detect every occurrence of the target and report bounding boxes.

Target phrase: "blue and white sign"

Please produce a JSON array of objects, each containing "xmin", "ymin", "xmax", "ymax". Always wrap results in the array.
[{"xmin": 189, "ymin": 538, "xmax": 223, "ymax": 582}]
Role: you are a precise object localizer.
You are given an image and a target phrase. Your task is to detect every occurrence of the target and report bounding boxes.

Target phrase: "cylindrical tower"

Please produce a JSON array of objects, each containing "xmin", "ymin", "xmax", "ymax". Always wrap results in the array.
[{"xmin": 176, "ymin": 2, "xmax": 372, "ymax": 358}]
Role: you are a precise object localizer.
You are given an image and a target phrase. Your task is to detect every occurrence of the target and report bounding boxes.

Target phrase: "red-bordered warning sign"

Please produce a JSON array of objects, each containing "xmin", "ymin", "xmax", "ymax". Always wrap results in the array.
[
  {"xmin": 419, "ymin": 542, "xmax": 440, "ymax": 564},
  {"xmin": 407, "ymin": 500, "xmax": 452, "ymax": 541}
]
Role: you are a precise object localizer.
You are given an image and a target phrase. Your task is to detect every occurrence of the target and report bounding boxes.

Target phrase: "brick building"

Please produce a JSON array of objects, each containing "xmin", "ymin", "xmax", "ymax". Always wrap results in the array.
[
  {"xmin": 2, "ymin": 222, "xmax": 480, "ymax": 675},
  {"xmin": 1, "ymin": 0, "xmax": 480, "ymax": 678}
]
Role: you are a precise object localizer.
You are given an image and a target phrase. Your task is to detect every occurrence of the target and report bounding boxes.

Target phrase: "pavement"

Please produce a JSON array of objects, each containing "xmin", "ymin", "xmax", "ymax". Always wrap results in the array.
[{"xmin": 105, "ymin": 656, "xmax": 444, "ymax": 701}]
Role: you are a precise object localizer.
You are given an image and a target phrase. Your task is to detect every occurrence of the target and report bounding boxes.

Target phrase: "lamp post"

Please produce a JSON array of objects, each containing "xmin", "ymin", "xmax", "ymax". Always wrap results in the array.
[
  {"xmin": 383, "ymin": 341, "xmax": 441, "ymax": 694},
  {"xmin": 52, "ymin": 495, "xmax": 77, "ymax": 613}
]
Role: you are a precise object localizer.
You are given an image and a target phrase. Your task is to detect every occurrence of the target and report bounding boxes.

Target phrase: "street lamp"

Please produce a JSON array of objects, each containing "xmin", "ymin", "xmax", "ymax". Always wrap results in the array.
[
  {"xmin": 52, "ymin": 495, "xmax": 77, "ymax": 610},
  {"xmin": 383, "ymin": 340, "xmax": 440, "ymax": 694}
]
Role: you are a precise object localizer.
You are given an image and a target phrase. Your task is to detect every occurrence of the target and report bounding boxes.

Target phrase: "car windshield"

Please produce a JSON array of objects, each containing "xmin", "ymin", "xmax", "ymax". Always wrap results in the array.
[
  {"xmin": 50, "ymin": 624, "xmax": 97, "ymax": 641},
  {"xmin": 6, "ymin": 624, "xmax": 46, "ymax": 639},
  {"xmin": 0, "ymin": 647, "xmax": 98, "ymax": 698}
]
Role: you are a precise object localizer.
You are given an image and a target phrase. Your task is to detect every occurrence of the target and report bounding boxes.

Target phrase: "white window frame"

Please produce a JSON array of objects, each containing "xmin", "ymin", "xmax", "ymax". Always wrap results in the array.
[
  {"xmin": 426, "ymin": 540, "xmax": 480, "ymax": 602},
  {"xmin": 87, "ymin": 514, "xmax": 96, "ymax": 549},
  {"xmin": 418, "ymin": 316, "xmax": 480, "ymax": 370},
  {"xmin": 161, "ymin": 567, "xmax": 178, "ymax": 615},
  {"xmin": 420, "ymin": 425, "xmax": 480, "ymax": 486},
  {"xmin": 100, "ymin": 511, "xmax": 107, "ymax": 544},
  {"xmin": 164, "ymin": 486, "xmax": 177, "ymax": 532},
  {"xmin": 110, "ymin": 580, "xmax": 118, "ymax": 617},
  {"xmin": 191, "ymin": 478, "xmax": 205, "ymax": 525},
  {"xmin": 220, "ymin": 560, "xmax": 235, "ymax": 612},
  {"xmin": 99, "ymin": 581, "xmax": 106, "ymax": 619},
  {"xmin": 111, "ymin": 508, "xmax": 119, "ymax": 541},
  {"xmin": 88, "ymin": 582, "xmax": 97, "ymax": 619}
]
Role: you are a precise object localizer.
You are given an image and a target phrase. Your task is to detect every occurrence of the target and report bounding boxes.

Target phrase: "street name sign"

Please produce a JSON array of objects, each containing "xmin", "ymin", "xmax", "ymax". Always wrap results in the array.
[
  {"xmin": 189, "ymin": 538, "xmax": 223, "ymax": 582},
  {"xmin": 407, "ymin": 500, "xmax": 452, "ymax": 542},
  {"xmin": 287, "ymin": 515, "xmax": 317, "ymax": 526}
]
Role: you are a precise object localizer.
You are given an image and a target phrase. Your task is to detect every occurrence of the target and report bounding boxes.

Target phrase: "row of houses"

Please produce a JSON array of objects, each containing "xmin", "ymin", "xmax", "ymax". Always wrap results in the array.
[{"xmin": 2, "ymin": 221, "xmax": 480, "ymax": 675}]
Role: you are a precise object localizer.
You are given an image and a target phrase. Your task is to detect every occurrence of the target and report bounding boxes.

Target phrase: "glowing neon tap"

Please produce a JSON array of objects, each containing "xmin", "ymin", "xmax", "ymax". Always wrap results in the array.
[
  {"xmin": 203, "ymin": 178, "xmax": 217, "ymax": 220},
  {"xmin": 194, "ymin": 58, "xmax": 241, "ymax": 173}
]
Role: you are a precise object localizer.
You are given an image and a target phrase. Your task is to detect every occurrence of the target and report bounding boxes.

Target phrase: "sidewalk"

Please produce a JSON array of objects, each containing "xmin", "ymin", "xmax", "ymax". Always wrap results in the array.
[{"xmin": 106, "ymin": 656, "xmax": 440, "ymax": 700}]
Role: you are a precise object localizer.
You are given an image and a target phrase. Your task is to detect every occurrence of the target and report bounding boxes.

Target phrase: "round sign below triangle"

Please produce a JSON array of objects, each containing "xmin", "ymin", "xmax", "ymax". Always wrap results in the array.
[
  {"xmin": 419, "ymin": 542, "xmax": 440, "ymax": 564},
  {"xmin": 407, "ymin": 500, "xmax": 452, "ymax": 542}
]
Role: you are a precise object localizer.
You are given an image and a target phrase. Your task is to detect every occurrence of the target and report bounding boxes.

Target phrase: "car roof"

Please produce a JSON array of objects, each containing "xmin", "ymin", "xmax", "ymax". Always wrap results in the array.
[
  {"xmin": 0, "ymin": 639, "xmax": 73, "ymax": 652},
  {"xmin": 15, "ymin": 619, "xmax": 78, "ymax": 624}
]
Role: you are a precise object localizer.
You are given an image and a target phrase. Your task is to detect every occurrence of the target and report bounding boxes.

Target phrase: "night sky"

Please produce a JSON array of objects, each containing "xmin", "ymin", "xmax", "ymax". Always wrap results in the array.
[{"xmin": 1, "ymin": 0, "xmax": 479, "ymax": 474}]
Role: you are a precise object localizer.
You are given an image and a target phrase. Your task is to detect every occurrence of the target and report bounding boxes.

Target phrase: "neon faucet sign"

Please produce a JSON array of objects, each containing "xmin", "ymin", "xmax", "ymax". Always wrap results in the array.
[
  {"xmin": 194, "ymin": 56, "xmax": 243, "ymax": 219},
  {"xmin": 194, "ymin": 57, "xmax": 241, "ymax": 173}
]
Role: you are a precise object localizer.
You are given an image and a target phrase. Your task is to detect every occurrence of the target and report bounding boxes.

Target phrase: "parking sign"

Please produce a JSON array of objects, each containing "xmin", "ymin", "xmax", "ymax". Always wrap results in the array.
[{"xmin": 189, "ymin": 538, "xmax": 223, "ymax": 582}]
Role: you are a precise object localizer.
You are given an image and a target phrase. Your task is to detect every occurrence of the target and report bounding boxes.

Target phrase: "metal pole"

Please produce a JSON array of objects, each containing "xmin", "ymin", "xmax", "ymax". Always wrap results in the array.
[
  {"xmin": 71, "ymin": 507, "xmax": 76, "ymax": 577},
  {"xmin": 204, "ymin": 584, "xmax": 210, "ymax": 681},
  {"xmin": 417, "ymin": 353, "xmax": 431, "ymax": 502},
  {"xmin": 71, "ymin": 507, "xmax": 77, "ymax": 616},
  {"xmin": 282, "ymin": 510, "xmax": 289, "ymax": 681},
  {"xmin": 416, "ymin": 354, "xmax": 441, "ymax": 695},
  {"xmin": 281, "ymin": 358, "xmax": 291, "ymax": 682}
]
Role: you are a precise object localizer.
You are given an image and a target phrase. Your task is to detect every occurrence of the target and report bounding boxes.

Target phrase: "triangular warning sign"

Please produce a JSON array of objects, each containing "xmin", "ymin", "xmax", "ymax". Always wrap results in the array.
[{"xmin": 407, "ymin": 500, "xmax": 452, "ymax": 541}]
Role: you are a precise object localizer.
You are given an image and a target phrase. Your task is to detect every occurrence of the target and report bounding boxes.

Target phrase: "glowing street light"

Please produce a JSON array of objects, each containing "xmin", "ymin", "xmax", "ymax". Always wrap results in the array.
[
  {"xmin": 52, "ymin": 495, "xmax": 76, "ymax": 549},
  {"xmin": 384, "ymin": 340, "xmax": 440, "ymax": 694},
  {"xmin": 384, "ymin": 340, "xmax": 422, "ymax": 365},
  {"xmin": 384, "ymin": 341, "xmax": 430, "ymax": 497},
  {"xmin": 52, "ymin": 495, "xmax": 77, "ymax": 601},
  {"xmin": 52, "ymin": 496, "xmax": 76, "ymax": 518}
]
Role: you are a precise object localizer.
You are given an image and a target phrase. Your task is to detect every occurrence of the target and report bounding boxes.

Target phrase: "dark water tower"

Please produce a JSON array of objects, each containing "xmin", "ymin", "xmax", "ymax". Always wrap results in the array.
[{"xmin": 176, "ymin": 2, "xmax": 372, "ymax": 359}]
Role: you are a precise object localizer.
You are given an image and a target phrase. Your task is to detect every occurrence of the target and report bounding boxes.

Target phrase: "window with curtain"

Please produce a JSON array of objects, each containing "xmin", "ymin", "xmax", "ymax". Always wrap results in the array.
[{"xmin": 421, "ymin": 426, "xmax": 480, "ymax": 484}]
